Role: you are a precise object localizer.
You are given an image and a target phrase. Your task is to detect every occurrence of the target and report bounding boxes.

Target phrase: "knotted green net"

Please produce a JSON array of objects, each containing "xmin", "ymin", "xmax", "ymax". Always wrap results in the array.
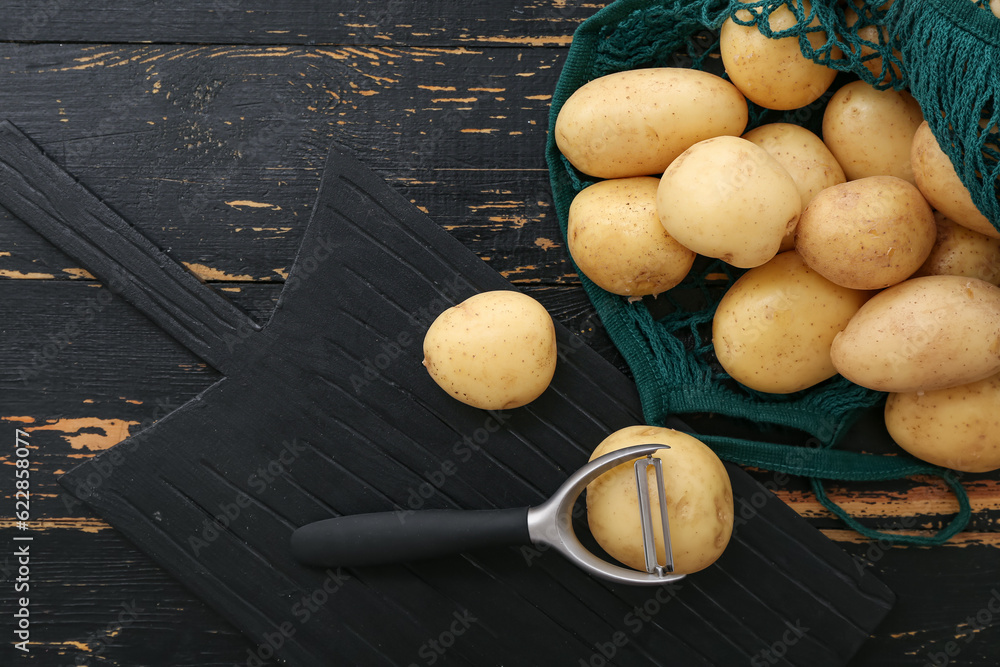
[{"xmin": 546, "ymin": 0, "xmax": 1000, "ymax": 544}]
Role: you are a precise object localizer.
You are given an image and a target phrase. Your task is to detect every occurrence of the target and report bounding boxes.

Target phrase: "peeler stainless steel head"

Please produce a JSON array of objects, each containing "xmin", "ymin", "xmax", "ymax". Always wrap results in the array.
[{"xmin": 291, "ymin": 443, "xmax": 685, "ymax": 586}]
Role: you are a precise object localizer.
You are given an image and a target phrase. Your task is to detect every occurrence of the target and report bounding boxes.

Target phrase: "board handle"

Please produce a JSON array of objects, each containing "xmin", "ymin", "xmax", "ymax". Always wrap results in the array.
[
  {"xmin": 290, "ymin": 508, "xmax": 531, "ymax": 568},
  {"xmin": 0, "ymin": 120, "xmax": 259, "ymax": 374}
]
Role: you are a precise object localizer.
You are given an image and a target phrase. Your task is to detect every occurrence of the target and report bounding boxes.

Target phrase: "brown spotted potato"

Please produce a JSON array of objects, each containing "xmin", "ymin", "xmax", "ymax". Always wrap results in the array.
[
  {"xmin": 586, "ymin": 425, "xmax": 734, "ymax": 575},
  {"xmin": 422, "ymin": 291, "xmax": 557, "ymax": 410},
  {"xmin": 554, "ymin": 67, "xmax": 748, "ymax": 179},
  {"xmin": 712, "ymin": 251, "xmax": 871, "ymax": 394},
  {"xmin": 567, "ymin": 177, "xmax": 696, "ymax": 297}
]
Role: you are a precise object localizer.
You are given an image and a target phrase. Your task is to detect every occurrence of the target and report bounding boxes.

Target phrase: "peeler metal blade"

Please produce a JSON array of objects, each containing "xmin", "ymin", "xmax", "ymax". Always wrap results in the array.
[{"xmin": 635, "ymin": 455, "xmax": 674, "ymax": 576}]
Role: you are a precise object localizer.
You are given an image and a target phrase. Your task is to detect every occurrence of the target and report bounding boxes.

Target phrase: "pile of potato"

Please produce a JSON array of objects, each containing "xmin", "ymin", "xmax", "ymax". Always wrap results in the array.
[{"xmin": 554, "ymin": 10, "xmax": 1000, "ymax": 474}]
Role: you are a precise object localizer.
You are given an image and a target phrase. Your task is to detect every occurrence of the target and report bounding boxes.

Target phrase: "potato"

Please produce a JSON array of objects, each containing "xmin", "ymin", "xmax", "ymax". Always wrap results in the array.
[
  {"xmin": 720, "ymin": 0, "xmax": 839, "ymax": 110},
  {"xmin": 885, "ymin": 372, "xmax": 1000, "ymax": 473},
  {"xmin": 713, "ymin": 251, "xmax": 870, "ymax": 393},
  {"xmin": 554, "ymin": 67, "xmax": 748, "ymax": 179},
  {"xmin": 422, "ymin": 290, "xmax": 556, "ymax": 409},
  {"xmin": 843, "ymin": 5, "xmax": 902, "ymax": 84},
  {"xmin": 911, "ymin": 121, "xmax": 1000, "ymax": 239},
  {"xmin": 742, "ymin": 123, "xmax": 846, "ymax": 250},
  {"xmin": 586, "ymin": 425, "xmax": 733, "ymax": 575},
  {"xmin": 742, "ymin": 123, "xmax": 846, "ymax": 209},
  {"xmin": 822, "ymin": 81, "xmax": 924, "ymax": 183},
  {"xmin": 795, "ymin": 175, "xmax": 936, "ymax": 290},
  {"xmin": 657, "ymin": 136, "xmax": 801, "ymax": 268},
  {"xmin": 830, "ymin": 275, "xmax": 1000, "ymax": 393},
  {"xmin": 914, "ymin": 211, "xmax": 1000, "ymax": 285},
  {"xmin": 567, "ymin": 177, "xmax": 695, "ymax": 297}
]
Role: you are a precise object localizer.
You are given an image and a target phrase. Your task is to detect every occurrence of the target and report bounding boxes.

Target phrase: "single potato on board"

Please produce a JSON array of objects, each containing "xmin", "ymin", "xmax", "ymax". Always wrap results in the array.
[
  {"xmin": 886, "ymin": 372, "xmax": 1000, "ymax": 473},
  {"xmin": 657, "ymin": 136, "xmax": 801, "ymax": 268},
  {"xmin": 795, "ymin": 175, "xmax": 936, "ymax": 290},
  {"xmin": 911, "ymin": 121, "xmax": 1000, "ymax": 239},
  {"xmin": 713, "ymin": 251, "xmax": 870, "ymax": 394},
  {"xmin": 831, "ymin": 275, "xmax": 1000, "ymax": 393},
  {"xmin": 720, "ymin": 0, "xmax": 839, "ymax": 110},
  {"xmin": 422, "ymin": 290, "xmax": 557, "ymax": 410},
  {"xmin": 554, "ymin": 67, "xmax": 748, "ymax": 179},
  {"xmin": 586, "ymin": 425, "xmax": 734, "ymax": 575},
  {"xmin": 822, "ymin": 81, "xmax": 924, "ymax": 183},
  {"xmin": 568, "ymin": 177, "xmax": 695, "ymax": 297}
]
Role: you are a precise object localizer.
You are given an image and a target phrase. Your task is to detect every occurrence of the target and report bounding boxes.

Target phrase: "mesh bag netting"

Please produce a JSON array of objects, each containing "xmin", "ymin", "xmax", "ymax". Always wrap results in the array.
[{"xmin": 545, "ymin": 0, "xmax": 1000, "ymax": 544}]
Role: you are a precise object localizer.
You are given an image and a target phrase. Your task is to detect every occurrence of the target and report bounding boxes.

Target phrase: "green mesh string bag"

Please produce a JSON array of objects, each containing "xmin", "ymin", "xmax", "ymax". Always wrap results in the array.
[{"xmin": 544, "ymin": 0, "xmax": 994, "ymax": 545}]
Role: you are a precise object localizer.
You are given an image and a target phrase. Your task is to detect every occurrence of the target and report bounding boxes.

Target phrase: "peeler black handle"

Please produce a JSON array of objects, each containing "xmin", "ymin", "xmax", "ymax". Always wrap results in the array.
[{"xmin": 290, "ymin": 508, "xmax": 531, "ymax": 568}]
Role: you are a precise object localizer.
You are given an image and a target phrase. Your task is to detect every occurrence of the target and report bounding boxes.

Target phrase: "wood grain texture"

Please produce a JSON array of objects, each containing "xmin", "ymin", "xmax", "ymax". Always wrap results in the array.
[
  {"xmin": 0, "ymin": 1, "xmax": 597, "ymax": 46},
  {"xmin": 0, "ymin": 1, "xmax": 999, "ymax": 664}
]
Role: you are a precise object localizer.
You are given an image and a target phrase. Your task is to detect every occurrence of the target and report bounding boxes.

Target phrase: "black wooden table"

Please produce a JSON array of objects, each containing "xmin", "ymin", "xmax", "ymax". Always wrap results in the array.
[{"xmin": 0, "ymin": 2, "xmax": 997, "ymax": 665}]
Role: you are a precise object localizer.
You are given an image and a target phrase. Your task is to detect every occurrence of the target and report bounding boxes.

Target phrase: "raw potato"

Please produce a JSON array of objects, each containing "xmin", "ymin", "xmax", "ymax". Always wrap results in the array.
[
  {"xmin": 911, "ymin": 121, "xmax": 1000, "ymax": 239},
  {"xmin": 567, "ymin": 177, "xmax": 695, "ymax": 297},
  {"xmin": 914, "ymin": 211, "xmax": 1000, "ymax": 285},
  {"xmin": 586, "ymin": 425, "xmax": 734, "ymax": 575},
  {"xmin": 843, "ymin": 4, "xmax": 902, "ymax": 84},
  {"xmin": 742, "ymin": 123, "xmax": 845, "ymax": 251},
  {"xmin": 712, "ymin": 251, "xmax": 870, "ymax": 394},
  {"xmin": 720, "ymin": 1, "xmax": 839, "ymax": 110},
  {"xmin": 657, "ymin": 136, "xmax": 801, "ymax": 268},
  {"xmin": 554, "ymin": 67, "xmax": 749, "ymax": 179},
  {"xmin": 886, "ymin": 372, "xmax": 1000, "ymax": 473},
  {"xmin": 742, "ymin": 123, "xmax": 846, "ymax": 209},
  {"xmin": 422, "ymin": 290, "xmax": 557, "ymax": 410},
  {"xmin": 830, "ymin": 275, "xmax": 1000, "ymax": 393},
  {"xmin": 822, "ymin": 81, "xmax": 924, "ymax": 183},
  {"xmin": 795, "ymin": 175, "xmax": 936, "ymax": 290}
]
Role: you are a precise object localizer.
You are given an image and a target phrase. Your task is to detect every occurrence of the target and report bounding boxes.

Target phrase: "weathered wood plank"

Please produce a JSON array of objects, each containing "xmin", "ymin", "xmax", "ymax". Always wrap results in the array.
[
  {"xmin": 0, "ymin": 43, "xmax": 567, "ymax": 285},
  {"xmin": 0, "ymin": 1, "xmax": 601, "ymax": 46}
]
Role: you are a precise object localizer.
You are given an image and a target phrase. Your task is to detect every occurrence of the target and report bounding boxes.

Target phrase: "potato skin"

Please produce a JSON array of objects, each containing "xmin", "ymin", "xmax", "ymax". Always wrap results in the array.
[
  {"xmin": 914, "ymin": 211, "xmax": 1000, "ymax": 285},
  {"xmin": 554, "ymin": 67, "xmax": 748, "ymax": 179},
  {"xmin": 720, "ymin": 1, "xmax": 838, "ymax": 110},
  {"xmin": 822, "ymin": 81, "xmax": 924, "ymax": 183},
  {"xmin": 568, "ymin": 177, "xmax": 695, "ymax": 296},
  {"xmin": 586, "ymin": 425, "xmax": 734, "ymax": 575},
  {"xmin": 843, "ymin": 5, "xmax": 902, "ymax": 84},
  {"xmin": 886, "ymin": 373, "xmax": 1000, "ymax": 473},
  {"xmin": 742, "ymin": 122, "xmax": 845, "ymax": 251},
  {"xmin": 742, "ymin": 122, "xmax": 846, "ymax": 209},
  {"xmin": 911, "ymin": 121, "xmax": 1000, "ymax": 239},
  {"xmin": 657, "ymin": 136, "xmax": 801, "ymax": 268},
  {"xmin": 713, "ymin": 251, "xmax": 870, "ymax": 394},
  {"xmin": 422, "ymin": 290, "xmax": 557, "ymax": 410},
  {"xmin": 831, "ymin": 275, "xmax": 1000, "ymax": 393},
  {"xmin": 795, "ymin": 175, "xmax": 936, "ymax": 290}
]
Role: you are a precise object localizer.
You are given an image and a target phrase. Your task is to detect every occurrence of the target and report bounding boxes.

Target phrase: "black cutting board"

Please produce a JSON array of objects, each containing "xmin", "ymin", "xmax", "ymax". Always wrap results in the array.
[{"xmin": 0, "ymin": 125, "xmax": 893, "ymax": 666}]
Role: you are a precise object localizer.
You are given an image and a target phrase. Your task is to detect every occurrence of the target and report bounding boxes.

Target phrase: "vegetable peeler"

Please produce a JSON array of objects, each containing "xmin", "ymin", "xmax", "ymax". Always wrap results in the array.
[{"xmin": 291, "ymin": 443, "xmax": 684, "ymax": 585}]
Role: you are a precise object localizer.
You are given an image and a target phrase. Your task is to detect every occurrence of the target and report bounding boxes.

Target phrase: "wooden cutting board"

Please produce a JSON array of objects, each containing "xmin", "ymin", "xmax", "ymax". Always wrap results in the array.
[{"xmin": 0, "ymin": 125, "xmax": 893, "ymax": 666}]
